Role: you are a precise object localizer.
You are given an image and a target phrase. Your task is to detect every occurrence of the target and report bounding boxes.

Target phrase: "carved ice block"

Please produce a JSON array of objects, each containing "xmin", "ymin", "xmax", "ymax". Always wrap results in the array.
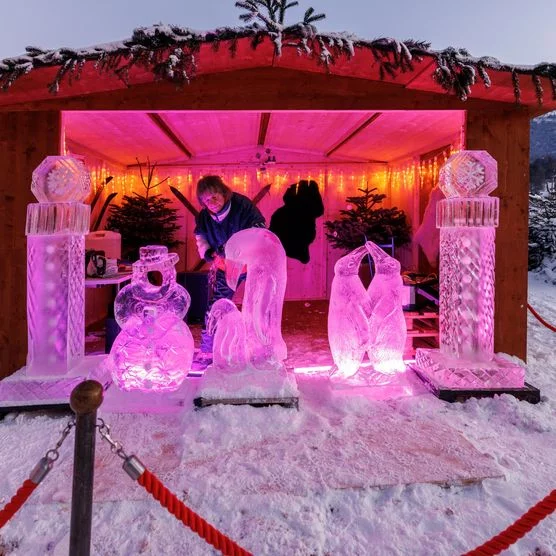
[{"xmin": 25, "ymin": 156, "xmax": 91, "ymax": 376}]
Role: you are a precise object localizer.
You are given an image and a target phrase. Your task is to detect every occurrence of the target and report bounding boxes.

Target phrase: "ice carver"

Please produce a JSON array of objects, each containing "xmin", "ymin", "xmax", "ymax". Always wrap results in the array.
[{"xmin": 192, "ymin": 175, "xmax": 266, "ymax": 370}]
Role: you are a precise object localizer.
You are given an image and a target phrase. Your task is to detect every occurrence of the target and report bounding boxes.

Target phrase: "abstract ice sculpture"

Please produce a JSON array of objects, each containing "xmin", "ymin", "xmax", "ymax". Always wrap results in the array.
[
  {"xmin": 208, "ymin": 228, "xmax": 287, "ymax": 371},
  {"xmin": 26, "ymin": 156, "xmax": 91, "ymax": 376},
  {"xmin": 328, "ymin": 241, "xmax": 406, "ymax": 380},
  {"xmin": 413, "ymin": 150, "xmax": 526, "ymax": 388},
  {"xmin": 109, "ymin": 246, "xmax": 193, "ymax": 392}
]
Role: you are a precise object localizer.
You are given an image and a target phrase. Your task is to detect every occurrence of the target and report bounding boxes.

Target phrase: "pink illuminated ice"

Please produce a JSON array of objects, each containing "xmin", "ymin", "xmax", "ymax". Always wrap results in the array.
[
  {"xmin": 365, "ymin": 242, "xmax": 407, "ymax": 373},
  {"xmin": 207, "ymin": 299, "xmax": 247, "ymax": 371},
  {"xmin": 328, "ymin": 241, "xmax": 406, "ymax": 381},
  {"xmin": 26, "ymin": 155, "xmax": 91, "ymax": 377},
  {"xmin": 439, "ymin": 150, "xmax": 497, "ymax": 198},
  {"xmin": 414, "ymin": 149, "xmax": 525, "ymax": 389},
  {"xmin": 219, "ymin": 228, "xmax": 287, "ymax": 371},
  {"xmin": 109, "ymin": 246, "xmax": 193, "ymax": 392},
  {"xmin": 32, "ymin": 156, "xmax": 91, "ymax": 203}
]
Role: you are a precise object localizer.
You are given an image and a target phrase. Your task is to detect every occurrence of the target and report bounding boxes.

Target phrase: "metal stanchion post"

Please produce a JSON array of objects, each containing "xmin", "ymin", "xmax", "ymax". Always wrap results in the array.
[{"xmin": 69, "ymin": 380, "xmax": 103, "ymax": 556}]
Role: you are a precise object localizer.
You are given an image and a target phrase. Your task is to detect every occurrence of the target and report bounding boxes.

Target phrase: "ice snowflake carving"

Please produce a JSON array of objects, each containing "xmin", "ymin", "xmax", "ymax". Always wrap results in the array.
[
  {"xmin": 31, "ymin": 156, "xmax": 91, "ymax": 203},
  {"xmin": 439, "ymin": 150, "xmax": 497, "ymax": 198}
]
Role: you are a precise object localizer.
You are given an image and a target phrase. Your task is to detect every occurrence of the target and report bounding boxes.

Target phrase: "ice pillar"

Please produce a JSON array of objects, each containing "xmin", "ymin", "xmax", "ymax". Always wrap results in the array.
[
  {"xmin": 25, "ymin": 156, "xmax": 91, "ymax": 376},
  {"xmin": 414, "ymin": 151, "xmax": 525, "ymax": 389}
]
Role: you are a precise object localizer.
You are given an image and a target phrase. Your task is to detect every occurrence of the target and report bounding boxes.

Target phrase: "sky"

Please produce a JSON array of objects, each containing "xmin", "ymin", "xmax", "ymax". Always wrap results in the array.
[{"xmin": 0, "ymin": 0, "xmax": 554, "ymax": 65}]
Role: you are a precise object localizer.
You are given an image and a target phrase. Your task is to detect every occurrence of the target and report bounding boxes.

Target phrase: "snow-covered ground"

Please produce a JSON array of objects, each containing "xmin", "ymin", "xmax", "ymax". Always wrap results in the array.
[{"xmin": 1, "ymin": 274, "xmax": 555, "ymax": 555}]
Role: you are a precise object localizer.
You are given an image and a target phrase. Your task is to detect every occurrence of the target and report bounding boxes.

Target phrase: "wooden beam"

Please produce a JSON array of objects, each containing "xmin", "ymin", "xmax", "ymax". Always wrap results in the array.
[
  {"xmin": 147, "ymin": 113, "xmax": 193, "ymax": 158},
  {"xmin": 128, "ymin": 160, "xmax": 387, "ymax": 168},
  {"xmin": 466, "ymin": 109, "xmax": 530, "ymax": 361},
  {"xmin": 66, "ymin": 138, "xmax": 127, "ymax": 170},
  {"xmin": 325, "ymin": 113, "xmax": 382, "ymax": 157},
  {"xmin": 0, "ymin": 68, "xmax": 531, "ymax": 113},
  {"xmin": 257, "ymin": 112, "xmax": 271, "ymax": 145}
]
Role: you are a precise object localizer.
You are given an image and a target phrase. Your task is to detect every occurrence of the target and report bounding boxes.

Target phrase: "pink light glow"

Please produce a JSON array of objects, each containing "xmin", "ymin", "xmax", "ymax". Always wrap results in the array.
[
  {"xmin": 109, "ymin": 246, "xmax": 194, "ymax": 392},
  {"xmin": 328, "ymin": 241, "xmax": 407, "ymax": 383},
  {"xmin": 414, "ymin": 150, "xmax": 525, "ymax": 389},
  {"xmin": 26, "ymin": 156, "xmax": 91, "ymax": 377}
]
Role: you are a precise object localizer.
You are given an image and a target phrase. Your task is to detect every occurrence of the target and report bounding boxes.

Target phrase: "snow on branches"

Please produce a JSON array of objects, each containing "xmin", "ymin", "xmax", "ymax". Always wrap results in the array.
[{"xmin": 0, "ymin": 0, "xmax": 555, "ymax": 105}]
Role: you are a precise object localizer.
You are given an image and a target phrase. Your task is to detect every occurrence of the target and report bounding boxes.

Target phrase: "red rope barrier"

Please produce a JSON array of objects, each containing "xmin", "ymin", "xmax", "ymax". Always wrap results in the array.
[
  {"xmin": 137, "ymin": 468, "xmax": 252, "ymax": 556},
  {"xmin": 463, "ymin": 489, "xmax": 556, "ymax": 555},
  {"xmin": 0, "ymin": 479, "xmax": 38, "ymax": 529},
  {"xmin": 527, "ymin": 303, "xmax": 556, "ymax": 332}
]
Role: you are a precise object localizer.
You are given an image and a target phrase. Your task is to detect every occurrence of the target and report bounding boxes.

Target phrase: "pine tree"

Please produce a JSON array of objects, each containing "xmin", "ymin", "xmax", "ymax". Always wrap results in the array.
[
  {"xmin": 106, "ymin": 159, "xmax": 181, "ymax": 260},
  {"xmin": 529, "ymin": 184, "xmax": 556, "ymax": 270},
  {"xmin": 324, "ymin": 185, "xmax": 411, "ymax": 251}
]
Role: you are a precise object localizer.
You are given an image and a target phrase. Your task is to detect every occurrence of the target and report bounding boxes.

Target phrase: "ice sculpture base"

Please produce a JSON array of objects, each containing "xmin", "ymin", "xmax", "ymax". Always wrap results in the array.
[
  {"xmin": 411, "ymin": 349, "xmax": 540, "ymax": 404},
  {"xmin": 414, "ymin": 348, "xmax": 525, "ymax": 389},
  {"xmin": 100, "ymin": 380, "xmax": 192, "ymax": 414},
  {"xmin": 0, "ymin": 355, "xmax": 109, "ymax": 415},
  {"xmin": 194, "ymin": 367, "xmax": 299, "ymax": 409}
]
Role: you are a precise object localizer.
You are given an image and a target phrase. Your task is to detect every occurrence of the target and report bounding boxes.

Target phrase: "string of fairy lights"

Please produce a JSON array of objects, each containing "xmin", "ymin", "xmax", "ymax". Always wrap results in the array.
[{"xmin": 87, "ymin": 144, "xmax": 461, "ymax": 201}]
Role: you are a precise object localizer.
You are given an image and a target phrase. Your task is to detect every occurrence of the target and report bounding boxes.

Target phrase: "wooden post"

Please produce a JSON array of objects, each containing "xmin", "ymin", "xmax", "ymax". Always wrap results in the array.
[
  {"xmin": 0, "ymin": 111, "xmax": 62, "ymax": 377},
  {"xmin": 69, "ymin": 380, "xmax": 104, "ymax": 556},
  {"xmin": 465, "ymin": 109, "xmax": 530, "ymax": 360}
]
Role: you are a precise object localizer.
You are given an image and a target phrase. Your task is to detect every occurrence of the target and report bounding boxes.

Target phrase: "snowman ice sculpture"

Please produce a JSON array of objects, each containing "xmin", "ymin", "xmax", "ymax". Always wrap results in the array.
[{"xmin": 109, "ymin": 246, "xmax": 194, "ymax": 392}]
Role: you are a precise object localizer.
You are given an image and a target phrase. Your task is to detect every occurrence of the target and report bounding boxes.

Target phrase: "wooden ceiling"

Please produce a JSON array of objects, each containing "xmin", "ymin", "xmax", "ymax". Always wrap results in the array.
[{"xmin": 64, "ymin": 110, "xmax": 465, "ymax": 167}]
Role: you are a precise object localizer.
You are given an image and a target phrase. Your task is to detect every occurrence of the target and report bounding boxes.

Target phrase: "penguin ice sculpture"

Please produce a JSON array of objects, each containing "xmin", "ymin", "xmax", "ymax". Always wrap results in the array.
[
  {"xmin": 328, "ymin": 241, "xmax": 406, "ymax": 380},
  {"xmin": 365, "ymin": 241, "xmax": 407, "ymax": 373}
]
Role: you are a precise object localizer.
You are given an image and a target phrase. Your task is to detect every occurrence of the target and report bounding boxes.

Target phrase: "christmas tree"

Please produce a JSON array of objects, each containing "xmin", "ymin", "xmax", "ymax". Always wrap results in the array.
[
  {"xmin": 106, "ymin": 159, "xmax": 181, "ymax": 261},
  {"xmin": 325, "ymin": 185, "xmax": 411, "ymax": 251}
]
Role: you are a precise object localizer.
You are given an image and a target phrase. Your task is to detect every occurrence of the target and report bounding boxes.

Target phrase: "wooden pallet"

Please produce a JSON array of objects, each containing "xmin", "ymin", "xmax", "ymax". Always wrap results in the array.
[
  {"xmin": 411, "ymin": 366, "xmax": 541, "ymax": 404},
  {"xmin": 193, "ymin": 396, "xmax": 299, "ymax": 409},
  {"xmin": 404, "ymin": 309, "xmax": 439, "ymax": 357}
]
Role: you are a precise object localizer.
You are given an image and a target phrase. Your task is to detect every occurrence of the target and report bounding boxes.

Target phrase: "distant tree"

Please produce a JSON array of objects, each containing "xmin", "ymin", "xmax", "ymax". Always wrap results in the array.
[
  {"xmin": 529, "ymin": 184, "xmax": 556, "ymax": 270},
  {"xmin": 530, "ymin": 156, "xmax": 556, "ymax": 194}
]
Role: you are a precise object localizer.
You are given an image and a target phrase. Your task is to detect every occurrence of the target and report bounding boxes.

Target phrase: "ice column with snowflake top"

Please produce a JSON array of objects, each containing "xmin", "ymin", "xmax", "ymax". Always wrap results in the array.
[
  {"xmin": 414, "ymin": 150, "xmax": 526, "ymax": 389},
  {"xmin": 26, "ymin": 156, "xmax": 91, "ymax": 376}
]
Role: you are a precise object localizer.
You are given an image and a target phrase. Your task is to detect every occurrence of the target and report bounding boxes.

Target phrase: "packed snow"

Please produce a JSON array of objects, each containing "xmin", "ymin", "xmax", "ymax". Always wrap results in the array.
[{"xmin": 0, "ymin": 274, "xmax": 555, "ymax": 555}]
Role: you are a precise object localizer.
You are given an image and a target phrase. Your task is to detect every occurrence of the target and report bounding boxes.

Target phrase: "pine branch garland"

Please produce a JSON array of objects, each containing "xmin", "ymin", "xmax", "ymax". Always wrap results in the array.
[{"xmin": 0, "ymin": 0, "xmax": 554, "ymax": 105}]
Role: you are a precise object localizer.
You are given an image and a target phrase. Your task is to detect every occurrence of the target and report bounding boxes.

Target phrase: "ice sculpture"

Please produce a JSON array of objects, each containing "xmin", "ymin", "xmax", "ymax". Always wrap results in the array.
[
  {"xmin": 207, "ymin": 299, "xmax": 247, "ymax": 371},
  {"xmin": 109, "ymin": 246, "xmax": 193, "ymax": 392},
  {"xmin": 328, "ymin": 241, "xmax": 406, "ymax": 380},
  {"xmin": 26, "ymin": 156, "xmax": 91, "ymax": 376},
  {"xmin": 365, "ymin": 242, "xmax": 407, "ymax": 373},
  {"xmin": 413, "ymin": 150, "xmax": 526, "ymax": 388},
  {"xmin": 211, "ymin": 228, "xmax": 287, "ymax": 371}
]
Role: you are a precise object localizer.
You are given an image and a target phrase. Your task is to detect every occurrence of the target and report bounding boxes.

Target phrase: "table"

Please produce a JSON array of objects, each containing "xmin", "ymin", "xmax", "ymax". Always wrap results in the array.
[
  {"xmin": 85, "ymin": 273, "xmax": 132, "ymax": 292},
  {"xmin": 85, "ymin": 273, "xmax": 132, "ymax": 353}
]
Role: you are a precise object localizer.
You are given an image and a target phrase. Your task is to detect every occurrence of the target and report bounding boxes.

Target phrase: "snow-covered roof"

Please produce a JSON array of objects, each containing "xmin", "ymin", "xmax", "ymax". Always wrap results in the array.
[{"xmin": 0, "ymin": 22, "xmax": 555, "ymax": 108}]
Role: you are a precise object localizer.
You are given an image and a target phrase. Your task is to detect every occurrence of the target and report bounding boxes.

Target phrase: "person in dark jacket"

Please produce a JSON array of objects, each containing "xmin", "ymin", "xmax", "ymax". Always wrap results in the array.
[{"xmin": 192, "ymin": 175, "xmax": 266, "ymax": 370}]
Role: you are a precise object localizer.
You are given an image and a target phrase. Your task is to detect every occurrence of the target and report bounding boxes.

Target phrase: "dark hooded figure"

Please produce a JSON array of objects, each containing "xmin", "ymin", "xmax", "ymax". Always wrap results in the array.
[{"xmin": 269, "ymin": 179, "xmax": 324, "ymax": 264}]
